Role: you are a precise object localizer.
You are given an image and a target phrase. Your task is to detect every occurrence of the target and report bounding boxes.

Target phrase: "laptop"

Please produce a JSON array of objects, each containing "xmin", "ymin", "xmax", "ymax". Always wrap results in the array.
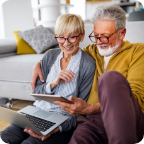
[{"xmin": 0, "ymin": 105, "xmax": 68, "ymax": 136}]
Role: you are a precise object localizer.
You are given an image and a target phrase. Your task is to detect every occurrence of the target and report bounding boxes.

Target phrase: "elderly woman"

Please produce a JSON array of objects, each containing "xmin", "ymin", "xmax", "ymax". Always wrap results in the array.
[{"xmin": 1, "ymin": 14, "xmax": 96, "ymax": 144}]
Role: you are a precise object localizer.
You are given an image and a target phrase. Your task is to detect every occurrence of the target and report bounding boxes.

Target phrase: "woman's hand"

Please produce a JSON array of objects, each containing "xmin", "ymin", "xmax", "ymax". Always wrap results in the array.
[
  {"xmin": 31, "ymin": 61, "xmax": 44, "ymax": 90},
  {"xmin": 24, "ymin": 127, "xmax": 60, "ymax": 141},
  {"xmin": 50, "ymin": 70, "xmax": 75, "ymax": 90}
]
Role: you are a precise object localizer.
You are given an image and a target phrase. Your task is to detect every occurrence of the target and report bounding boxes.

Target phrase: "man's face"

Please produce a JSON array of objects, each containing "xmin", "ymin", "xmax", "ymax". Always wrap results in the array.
[{"xmin": 94, "ymin": 19, "xmax": 120, "ymax": 56}]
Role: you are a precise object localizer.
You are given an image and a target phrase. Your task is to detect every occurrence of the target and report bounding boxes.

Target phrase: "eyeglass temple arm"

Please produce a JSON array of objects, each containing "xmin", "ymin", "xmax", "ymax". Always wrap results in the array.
[{"xmin": 89, "ymin": 30, "xmax": 94, "ymax": 37}]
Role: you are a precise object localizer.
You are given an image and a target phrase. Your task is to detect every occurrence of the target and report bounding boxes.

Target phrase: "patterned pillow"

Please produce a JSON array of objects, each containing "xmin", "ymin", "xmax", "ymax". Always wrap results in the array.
[{"xmin": 18, "ymin": 25, "xmax": 58, "ymax": 54}]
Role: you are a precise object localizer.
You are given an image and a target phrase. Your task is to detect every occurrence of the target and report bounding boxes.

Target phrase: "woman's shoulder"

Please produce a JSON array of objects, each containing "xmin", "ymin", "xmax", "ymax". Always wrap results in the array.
[
  {"xmin": 43, "ymin": 48, "xmax": 61, "ymax": 60},
  {"xmin": 45, "ymin": 48, "xmax": 61, "ymax": 55},
  {"xmin": 79, "ymin": 49, "xmax": 96, "ymax": 74},
  {"xmin": 81, "ymin": 49, "xmax": 96, "ymax": 65}
]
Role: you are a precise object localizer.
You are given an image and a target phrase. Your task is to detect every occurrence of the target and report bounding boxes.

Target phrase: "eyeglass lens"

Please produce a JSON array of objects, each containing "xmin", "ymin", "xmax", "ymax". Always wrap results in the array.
[
  {"xmin": 90, "ymin": 37, "xmax": 108, "ymax": 44},
  {"xmin": 56, "ymin": 36, "xmax": 77, "ymax": 43}
]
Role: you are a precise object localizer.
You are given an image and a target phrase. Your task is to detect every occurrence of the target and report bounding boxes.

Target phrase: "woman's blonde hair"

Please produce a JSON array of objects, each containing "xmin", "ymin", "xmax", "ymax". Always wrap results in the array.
[{"xmin": 55, "ymin": 14, "xmax": 85, "ymax": 36}]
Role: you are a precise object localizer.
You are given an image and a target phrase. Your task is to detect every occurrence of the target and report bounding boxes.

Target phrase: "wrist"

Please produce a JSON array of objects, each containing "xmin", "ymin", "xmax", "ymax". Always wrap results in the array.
[
  {"xmin": 50, "ymin": 80, "xmax": 57, "ymax": 90},
  {"xmin": 85, "ymin": 103, "xmax": 101, "ymax": 115}
]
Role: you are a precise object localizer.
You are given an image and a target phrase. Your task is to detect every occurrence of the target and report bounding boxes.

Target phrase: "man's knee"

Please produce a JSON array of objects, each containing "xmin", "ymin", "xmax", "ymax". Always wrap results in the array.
[{"xmin": 98, "ymin": 71, "xmax": 130, "ymax": 101}]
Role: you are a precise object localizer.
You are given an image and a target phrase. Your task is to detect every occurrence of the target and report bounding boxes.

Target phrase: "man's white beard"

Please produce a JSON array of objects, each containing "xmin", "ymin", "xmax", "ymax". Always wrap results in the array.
[{"xmin": 97, "ymin": 39, "xmax": 119, "ymax": 57}]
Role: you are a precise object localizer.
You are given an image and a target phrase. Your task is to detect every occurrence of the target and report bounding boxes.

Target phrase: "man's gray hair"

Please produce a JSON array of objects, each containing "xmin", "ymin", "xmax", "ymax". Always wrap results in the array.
[{"xmin": 92, "ymin": 4, "xmax": 126, "ymax": 30}]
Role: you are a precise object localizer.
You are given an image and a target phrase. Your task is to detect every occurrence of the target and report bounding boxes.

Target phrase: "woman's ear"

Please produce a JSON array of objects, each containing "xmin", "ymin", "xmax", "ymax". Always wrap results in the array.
[
  {"xmin": 120, "ymin": 28, "xmax": 126, "ymax": 40},
  {"xmin": 80, "ymin": 33, "xmax": 85, "ymax": 42}
]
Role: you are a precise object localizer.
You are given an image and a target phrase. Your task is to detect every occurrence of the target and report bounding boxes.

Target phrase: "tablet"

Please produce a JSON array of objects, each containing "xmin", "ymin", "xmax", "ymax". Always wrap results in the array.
[{"xmin": 30, "ymin": 93, "xmax": 74, "ymax": 104}]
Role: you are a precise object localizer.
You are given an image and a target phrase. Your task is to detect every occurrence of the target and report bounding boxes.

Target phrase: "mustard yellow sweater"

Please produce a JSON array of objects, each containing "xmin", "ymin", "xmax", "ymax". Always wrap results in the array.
[{"xmin": 82, "ymin": 40, "xmax": 144, "ymax": 113}]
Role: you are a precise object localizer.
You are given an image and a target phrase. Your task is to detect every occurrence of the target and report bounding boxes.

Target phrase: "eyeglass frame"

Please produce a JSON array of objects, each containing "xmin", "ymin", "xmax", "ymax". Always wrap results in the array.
[
  {"xmin": 54, "ymin": 33, "xmax": 81, "ymax": 44},
  {"xmin": 88, "ymin": 28, "xmax": 123, "ymax": 44}
]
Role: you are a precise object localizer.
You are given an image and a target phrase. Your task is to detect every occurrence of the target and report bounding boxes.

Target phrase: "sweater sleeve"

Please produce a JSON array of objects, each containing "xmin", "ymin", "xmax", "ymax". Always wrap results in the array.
[
  {"xmin": 60, "ymin": 113, "xmax": 79, "ymax": 132},
  {"xmin": 60, "ymin": 51, "xmax": 96, "ymax": 132},
  {"xmin": 78, "ymin": 51, "xmax": 96, "ymax": 101},
  {"xmin": 32, "ymin": 50, "xmax": 58, "ymax": 94},
  {"xmin": 127, "ymin": 43, "xmax": 144, "ymax": 113}
]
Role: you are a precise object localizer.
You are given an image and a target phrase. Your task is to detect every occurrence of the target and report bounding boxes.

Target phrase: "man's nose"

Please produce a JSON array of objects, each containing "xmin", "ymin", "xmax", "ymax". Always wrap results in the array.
[{"xmin": 96, "ymin": 38, "xmax": 102, "ymax": 45}]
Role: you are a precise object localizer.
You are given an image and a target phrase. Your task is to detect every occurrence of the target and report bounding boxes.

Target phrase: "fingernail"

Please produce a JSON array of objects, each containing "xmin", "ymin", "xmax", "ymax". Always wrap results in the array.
[{"xmin": 42, "ymin": 80, "xmax": 44, "ymax": 82}]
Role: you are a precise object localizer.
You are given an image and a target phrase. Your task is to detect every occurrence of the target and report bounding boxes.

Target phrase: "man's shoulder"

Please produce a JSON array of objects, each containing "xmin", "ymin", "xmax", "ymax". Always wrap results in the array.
[
  {"xmin": 132, "ymin": 42, "xmax": 144, "ymax": 47},
  {"xmin": 131, "ymin": 42, "xmax": 144, "ymax": 53},
  {"xmin": 123, "ymin": 41, "xmax": 144, "ymax": 54},
  {"xmin": 82, "ymin": 44, "xmax": 97, "ymax": 52}
]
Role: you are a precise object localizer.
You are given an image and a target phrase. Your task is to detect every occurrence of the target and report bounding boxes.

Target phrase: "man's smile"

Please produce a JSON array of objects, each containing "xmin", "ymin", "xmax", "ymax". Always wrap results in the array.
[{"xmin": 98, "ymin": 45, "xmax": 109, "ymax": 49}]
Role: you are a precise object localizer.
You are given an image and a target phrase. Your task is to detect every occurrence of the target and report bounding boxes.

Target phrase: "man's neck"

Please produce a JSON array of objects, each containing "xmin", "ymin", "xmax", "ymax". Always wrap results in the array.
[{"xmin": 113, "ymin": 41, "xmax": 125, "ymax": 54}]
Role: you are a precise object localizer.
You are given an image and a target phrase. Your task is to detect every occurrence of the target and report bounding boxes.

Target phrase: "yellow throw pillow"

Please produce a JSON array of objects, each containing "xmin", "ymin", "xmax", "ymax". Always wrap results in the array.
[{"xmin": 13, "ymin": 31, "xmax": 36, "ymax": 54}]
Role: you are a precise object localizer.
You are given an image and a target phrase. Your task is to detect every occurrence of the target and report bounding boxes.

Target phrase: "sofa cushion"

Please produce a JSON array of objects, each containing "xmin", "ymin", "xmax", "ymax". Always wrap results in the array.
[
  {"xmin": 0, "ymin": 38, "xmax": 17, "ymax": 54},
  {"xmin": 17, "ymin": 25, "xmax": 58, "ymax": 54},
  {"xmin": 0, "ymin": 54, "xmax": 44, "ymax": 82},
  {"xmin": 13, "ymin": 31, "xmax": 37, "ymax": 55}
]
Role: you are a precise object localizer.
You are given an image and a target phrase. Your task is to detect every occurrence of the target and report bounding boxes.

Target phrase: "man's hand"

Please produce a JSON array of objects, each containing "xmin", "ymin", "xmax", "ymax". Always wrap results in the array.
[
  {"xmin": 31, "ymin": 61, "xmax": 44, "ymax": 90},
  {"xmin": 50, "ymin": 70, "xmax": 75, "ymax": 90},
  {"xmin": 54, "ymin": 96, "xmax": 88, "ymax": 115},
  {"xmin": 54, "ymin": 96, "xmax": 101, "ymax": 115},
  {"xmin": 24, "ymin": 127, "xmax": 60, "ymax": 141}
]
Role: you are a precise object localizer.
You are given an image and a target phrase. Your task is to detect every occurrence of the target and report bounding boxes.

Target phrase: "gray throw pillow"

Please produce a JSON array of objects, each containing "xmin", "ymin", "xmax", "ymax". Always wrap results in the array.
[{"xmin": 18, "ymin": 25, "xmax": 58, "ymax": 54}]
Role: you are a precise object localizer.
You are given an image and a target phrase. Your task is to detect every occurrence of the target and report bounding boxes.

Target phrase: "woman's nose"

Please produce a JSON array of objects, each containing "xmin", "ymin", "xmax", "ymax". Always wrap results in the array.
[{"xmin": 63, "ymin": 39, "xmax": 70, "ymax": 45}]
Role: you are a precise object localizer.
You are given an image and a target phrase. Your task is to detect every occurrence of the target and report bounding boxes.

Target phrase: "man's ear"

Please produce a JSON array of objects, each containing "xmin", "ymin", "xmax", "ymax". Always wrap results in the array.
[
  {"xmin": 120, "ymin": 28, "xmax": 126, "ymax": 40},
  {"xmin": 80, "ymin": 33, "xmax": 85, "ymax": 42}
]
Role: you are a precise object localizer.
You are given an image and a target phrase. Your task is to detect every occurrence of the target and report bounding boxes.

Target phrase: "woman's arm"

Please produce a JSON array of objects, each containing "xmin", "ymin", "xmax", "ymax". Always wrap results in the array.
[{"xmin": 24, "ymin": 127, "xmax": 60, "ymax": 141}]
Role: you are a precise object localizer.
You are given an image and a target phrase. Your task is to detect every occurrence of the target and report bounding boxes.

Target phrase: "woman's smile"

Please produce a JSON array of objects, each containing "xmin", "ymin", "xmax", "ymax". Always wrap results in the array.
[{"xmin": 63, "ymin": 46, "xmax": 74, "ymax": 50}]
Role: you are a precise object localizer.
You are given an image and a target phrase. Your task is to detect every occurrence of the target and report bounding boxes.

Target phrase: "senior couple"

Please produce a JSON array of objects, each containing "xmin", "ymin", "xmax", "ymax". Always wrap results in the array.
[{"xmin": 1, "ymin": 4, "xmax": 144, "ymax": 144}]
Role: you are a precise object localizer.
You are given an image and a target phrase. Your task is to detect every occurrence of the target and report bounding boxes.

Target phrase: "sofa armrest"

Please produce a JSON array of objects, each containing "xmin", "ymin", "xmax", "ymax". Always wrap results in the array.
[{"xmin": 0, "ymin": 38, "xmax": 17, "ymax": 54}]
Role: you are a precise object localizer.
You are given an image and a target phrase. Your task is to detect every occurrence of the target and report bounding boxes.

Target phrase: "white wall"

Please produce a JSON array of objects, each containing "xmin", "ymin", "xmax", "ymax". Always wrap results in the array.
[
  {"xmin": 86, "ymin": 1, "xmax": 113, "ymax": 21},
  {"xmin": 69, "ymin": 0, "xmax": 85, "ymax": 20},
  {"xmin": 1, "ymin": 0, "xmax": 34, "ymax": 38},
  {"xmin": 0, "ymin": 7, "xmax": 5, "ymax": 38}
]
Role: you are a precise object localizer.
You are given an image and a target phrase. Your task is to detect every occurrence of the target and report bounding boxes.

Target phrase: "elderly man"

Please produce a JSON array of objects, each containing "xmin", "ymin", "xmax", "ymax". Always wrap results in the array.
[{"xmin": 31, "ymin": 5, "xmax": 144, "ymax": 144}]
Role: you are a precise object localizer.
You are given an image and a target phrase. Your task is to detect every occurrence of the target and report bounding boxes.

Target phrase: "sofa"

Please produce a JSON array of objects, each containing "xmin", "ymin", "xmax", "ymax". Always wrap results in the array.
[{"xmin": 0, "ymin": 21, "xmax": 144, "ymax": 102}]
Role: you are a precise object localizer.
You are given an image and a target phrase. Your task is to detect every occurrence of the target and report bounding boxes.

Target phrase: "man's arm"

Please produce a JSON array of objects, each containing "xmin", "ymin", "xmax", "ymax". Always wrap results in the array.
[
  {"xmin": 127, "ymin": 43, "xmax": 144, "ymax": 113},
  {"xmin": 31, "ymin": 61, "xmax": 44, "ymax": 90},
  {"xmin": 54, "ymin": 96, "xmax": 100, "ymax": 115}
]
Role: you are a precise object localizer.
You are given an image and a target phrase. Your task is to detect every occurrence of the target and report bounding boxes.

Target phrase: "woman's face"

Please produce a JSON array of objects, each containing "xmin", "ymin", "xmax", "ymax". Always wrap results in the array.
[{"xmin": 58, "ymin": 32, "xmax": 84, "ymax": 57}]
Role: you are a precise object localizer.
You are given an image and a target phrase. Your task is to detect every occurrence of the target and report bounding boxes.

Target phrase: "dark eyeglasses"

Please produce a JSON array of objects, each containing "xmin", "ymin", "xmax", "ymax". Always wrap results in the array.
[
  {"xmin": 89, "ymin": 28, "xmax": 122, "ymax": 44},
  {"xmin": 55, "ymin": 33, "xmax": 81, "ymax": 44}
]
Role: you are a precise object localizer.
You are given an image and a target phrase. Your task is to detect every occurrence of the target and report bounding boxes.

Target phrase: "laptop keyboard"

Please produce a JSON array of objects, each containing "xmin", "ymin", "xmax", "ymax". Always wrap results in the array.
[{"xmin": 21, "ymin": 112, "xmax": 56, "ymax": 132}]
